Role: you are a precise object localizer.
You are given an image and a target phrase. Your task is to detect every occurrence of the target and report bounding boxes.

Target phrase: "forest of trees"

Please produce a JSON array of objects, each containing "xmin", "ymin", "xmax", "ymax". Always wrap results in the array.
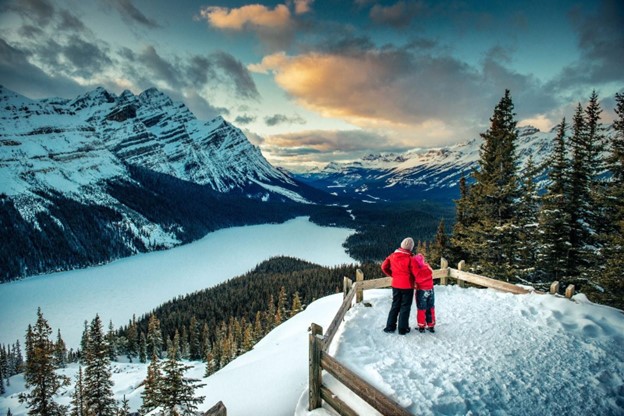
[
  {"xmin": 1, "ymin": 258, "xmax": 382, "ymax": 415},
  {"xmin": 436, "ymin": 90, "xmax": 624, "ymax": 309}
]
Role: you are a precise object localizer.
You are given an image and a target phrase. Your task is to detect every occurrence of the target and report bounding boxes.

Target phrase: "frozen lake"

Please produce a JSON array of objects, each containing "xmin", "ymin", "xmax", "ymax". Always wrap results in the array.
[{"xmin": 0, "ymin": 217, "xmax": 356, "ymax": 348}]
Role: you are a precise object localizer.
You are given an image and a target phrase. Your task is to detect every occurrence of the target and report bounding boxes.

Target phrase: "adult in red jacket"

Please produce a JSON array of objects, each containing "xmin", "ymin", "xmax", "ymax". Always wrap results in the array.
[{"xmin": 381, "ymin": 237, "xmax": 423, "ymax": 335}]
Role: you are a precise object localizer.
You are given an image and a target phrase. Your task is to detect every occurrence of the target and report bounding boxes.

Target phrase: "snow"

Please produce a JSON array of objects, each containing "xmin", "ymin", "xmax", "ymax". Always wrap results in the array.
[
  {"xmin": 2, "ymin": 285, "xmax": 623, "ymax": 416},
  {"xmin": 0, "ymin": 217, "xmax": 355, "ymax": 349}
]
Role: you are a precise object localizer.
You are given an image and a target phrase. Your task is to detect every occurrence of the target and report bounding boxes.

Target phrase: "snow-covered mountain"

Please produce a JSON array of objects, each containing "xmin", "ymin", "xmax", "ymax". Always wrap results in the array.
[
  {"xmin": 295, "ymin": 126, "xmax": 559, "ymax": 203},
  {"xmin": 0, "ymin": 86, "xmax": 329, "ymax": 281}
]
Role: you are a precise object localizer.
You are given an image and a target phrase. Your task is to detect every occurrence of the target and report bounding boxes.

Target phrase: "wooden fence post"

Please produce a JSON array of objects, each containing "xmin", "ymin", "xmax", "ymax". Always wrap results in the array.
[
  {"xmin": 343, "ymin": 277, "xmax": 351, "ymax": 299},
  {"xmin": 204, "ymin": 400, "xmax": 227, "ymax": 416},
  {"xmin": 565, "ymin": 284, "xmax": 575, "ymax": 299},
  {"xmin": 440, "ymin": 258, "xmax": 448, "ymax": 286},
  {"xmin": 550, "ymin": 281, "xmax": 560, "ymax": 295},
  {"xmin": 309, "ymin": 323, "xmax": 324, "ymax": 410},
  {"xmin": 457, "ymin": 260, "xmax": 466, "ymax": 288},
  {"xmin": 356, "ymin": 269, "xmax": 364, "ymax": 304}
]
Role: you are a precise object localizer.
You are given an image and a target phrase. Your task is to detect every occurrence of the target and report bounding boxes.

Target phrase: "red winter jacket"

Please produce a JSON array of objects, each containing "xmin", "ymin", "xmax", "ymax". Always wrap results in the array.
[
  {"xmin": 412, "ymin": 253, "xmax": 434, "ymax": 290},
  {"xmin": 381, "ymin": 248, "xmax": 423, "ymax": 289}
]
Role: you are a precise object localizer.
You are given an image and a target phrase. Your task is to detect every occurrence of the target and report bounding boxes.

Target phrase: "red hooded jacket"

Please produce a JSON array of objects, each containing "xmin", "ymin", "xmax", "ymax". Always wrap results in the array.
[
  {"xmin": 381, "ymin": 248, "xmax": 423, "ymax": 289},
  {"xmin": 412, "ymin": 253, "xmax": 434, "ymax": 290}
]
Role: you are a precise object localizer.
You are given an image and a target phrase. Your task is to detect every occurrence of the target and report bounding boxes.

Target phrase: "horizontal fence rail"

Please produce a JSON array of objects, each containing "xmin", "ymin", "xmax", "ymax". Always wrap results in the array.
[{"xmin": 309, "ymin": 257, "xmax": 575, "ymax": 415}]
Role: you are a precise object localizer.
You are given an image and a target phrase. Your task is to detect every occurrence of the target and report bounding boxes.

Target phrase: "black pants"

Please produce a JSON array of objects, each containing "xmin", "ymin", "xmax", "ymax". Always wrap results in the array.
[{"xmin": 385, "ymin": 288, "xmax": 414, "ymax": 332}]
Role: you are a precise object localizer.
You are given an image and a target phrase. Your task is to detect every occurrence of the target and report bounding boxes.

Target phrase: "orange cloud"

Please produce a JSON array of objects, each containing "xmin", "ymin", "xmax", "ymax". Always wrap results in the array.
[
  {"xmin": 198, "ymin": 4, "xmax": 292, "ymax": 30},
  {"xmin": 293, "ymin": 0, "xmax": 314, "ymax": 14}
]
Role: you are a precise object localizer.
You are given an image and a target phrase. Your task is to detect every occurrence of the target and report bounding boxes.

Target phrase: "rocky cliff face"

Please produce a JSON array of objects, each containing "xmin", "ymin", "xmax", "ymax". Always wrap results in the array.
[{"xmin": 0, "ymin": 86, "xmax": 318, "ymax": 281}]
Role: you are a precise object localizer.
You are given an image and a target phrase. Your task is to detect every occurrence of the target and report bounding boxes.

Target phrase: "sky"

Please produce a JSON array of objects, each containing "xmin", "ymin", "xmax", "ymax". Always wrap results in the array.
[{"xmin": 0, "ymin": 0, "xmax": 623, "ymax": 170}]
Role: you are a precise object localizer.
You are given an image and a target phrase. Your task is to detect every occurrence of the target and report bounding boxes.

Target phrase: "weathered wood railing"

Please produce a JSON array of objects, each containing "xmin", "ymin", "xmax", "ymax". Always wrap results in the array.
[{"xmin": 309, "ymin": 258, "xmax": 575, "ymax": 415}]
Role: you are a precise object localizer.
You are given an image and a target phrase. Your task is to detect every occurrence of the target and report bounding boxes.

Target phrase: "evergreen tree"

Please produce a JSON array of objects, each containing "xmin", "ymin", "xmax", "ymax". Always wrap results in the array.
[
  {"xmin": 147, "ymin": 314, "xmax": 163, "ymax": 359},
  {"xmin": 568, "ymin": 103, "xmax": 593, "ymax": 278},
  {"xmin": 125, "ymin": 316, "xmax": 138, "ymax": 362},
  {"xmin": 266, "ymin": 295, "xmax": 276, "ymax": 331},
  {"xmin": 0, "ymin": 357, "xmax": 4, "ymax": 395},
  {"xmin": 107, "ymin": 320, "xmax": 117, "ymax": 361},
  {"xmin": 515, "ymin": 156, "xmax": 541, "ymax": 280},
  {"xmin": 70, "ymin": 367, "xmax": 86, "ymax": 416},
  {"xmin": 159, "ymin": 343, "xmax": 205, "ymax": 415},
  {"xmin": 140, "ymin": 352, "xmax": 162, "ymax": 415},
  {"xmin": 275, "ymin": 287, "xmax": 287, "ymax": 326},
  {"xmin": 290, "ymin": 291, "xmax": 303, "ymax": 317},
  {"xmin": 138, "ymin": 332, "xmax": 147, "ymax": 364},
  {"xmin": 188, "ymin": 316, "xmax": 201, "ymax": 361},
  {"xmin": 54, "ymin": 329, "xmax": 67, "ymax": 369},
  {"xmin": 204, "ymin": 344, "xmax": 217, "ymax": 377},
  {"xmin": 451, "ymin": 176, "xmax": 471, "ymax": 263},
  {"xmin": 118, "ymin": 395, "xmax": 130, "ymax": 416},
  {"xmin": 83, "ymin": 314, "xmax": 116, "ymax": 416},
  {"xmin": 80, "ymin": 321, "xmax": 89, "ymax": 363},
  {"xmin": 428, "ymin": 219, "xmax": 448, "ymax": 267},
  {"xmin": 598, "ymin": 92, "xmax": 624, "ymax": 308},
  {"xmin": 538, "ymin": 118, "xmax": 572, "ymax": 281},
  {"xmin": 460, "ymin": 90, "xmax": 520, "ymax": 278},
  {"xmin": 19, "ymin": 308, "xmax": 70, "ymax": 416}
]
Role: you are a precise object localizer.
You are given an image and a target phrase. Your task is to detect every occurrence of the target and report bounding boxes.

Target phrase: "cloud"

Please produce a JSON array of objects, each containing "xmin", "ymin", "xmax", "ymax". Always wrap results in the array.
[
  {"xmin": 139, "ymin": 46, "xmax": 182, "ymax": 89},
  {"xmin": 250, "ymin": 45, "xmax": 558, "ymax": 142},
  {"xmin": 212, "ymin": 52, "xmax": 260, "ymax": 100},
  {"xmin": 0, "ymin": 37, "xmax": 84, "ymax": 98},
  {"xmin": 264, "ymin": 113, "xmax": 306, "ymax": 126},
  {"xmin": 62, "ymin": 36, "xmax": 113, "ymax": 77},
  {"xmin": 198, "ymin": 4, "xmax": 292, "ymax": 30},
  {"xmin": 293, "ymin": 0, "xmax": 314, "ymax": 15},
  {"xmin": 369, "ymin": 1, "xmax": 426, "ymax": 28},
  {"xmin": 550, "ymin": 0, "xmax": 624, "ymax": 91},
  {"xmin": 2, "ymin": 0, "xmax": 55, "ymax": 27},
  {"xmin": 110, "ymin": 0, "xmax": 160, "ymax": 29},
  {"xmin": 57, "ymin": 9, "xmax": 88, "ymax": 33},
  {"xmin": 235, "ymin": 114, "xmax": 257, "ymax": 125}
]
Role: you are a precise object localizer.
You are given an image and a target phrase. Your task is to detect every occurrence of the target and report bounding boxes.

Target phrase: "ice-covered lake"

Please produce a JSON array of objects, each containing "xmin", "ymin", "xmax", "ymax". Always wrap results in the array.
[{"xmin": 0, "ymin": 217, "xmax": 356, "ymax": 348}]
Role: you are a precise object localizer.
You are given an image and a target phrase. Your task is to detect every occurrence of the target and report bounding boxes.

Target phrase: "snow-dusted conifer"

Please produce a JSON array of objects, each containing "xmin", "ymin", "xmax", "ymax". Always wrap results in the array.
[
  {"xmin": 159, "ymin": 343, "xmax": 205, "ymax": 415},
  {"xmin": 19, "ymin": 308, "xmax": 69, "ymax": 416},
  {"xmin": 84, "ymin": 314, "xmax": 116, "ymax": 416}
]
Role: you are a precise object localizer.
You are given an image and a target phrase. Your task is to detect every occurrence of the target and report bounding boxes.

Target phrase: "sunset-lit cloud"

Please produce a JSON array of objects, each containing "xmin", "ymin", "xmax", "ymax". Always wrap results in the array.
[{"xmin": 198, "ymin": 4, "xmax": 292, "ymax": 31}]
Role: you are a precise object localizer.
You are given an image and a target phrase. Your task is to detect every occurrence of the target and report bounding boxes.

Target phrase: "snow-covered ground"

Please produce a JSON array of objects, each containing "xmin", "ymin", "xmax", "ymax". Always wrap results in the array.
[
  {"xmin": 0, "ymin": 217, "xmax": 355, "ymax": 348},
  {"xmin": 2, "ymin": 286, "xmax": 622, "ymax": 416}
]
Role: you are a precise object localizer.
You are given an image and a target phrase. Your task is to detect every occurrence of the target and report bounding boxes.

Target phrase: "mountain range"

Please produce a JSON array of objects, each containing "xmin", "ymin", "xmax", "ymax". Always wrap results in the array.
[
  {"xmin": 0, "ymin": 85, "xmax": 331, "ymax": 281},
  {"xmin": 294, "ymin": 125, "xmax": 563, "ymax": 203}
]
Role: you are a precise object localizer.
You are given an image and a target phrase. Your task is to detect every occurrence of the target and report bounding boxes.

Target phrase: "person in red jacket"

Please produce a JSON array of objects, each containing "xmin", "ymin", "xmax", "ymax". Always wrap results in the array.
[
  {"xmin": 413, "ymin": 253, "xmax": 435, "ymax": 333},
  {"xmin": 381, "ymin": 237, "xmax": 423, "ymax": 335}
]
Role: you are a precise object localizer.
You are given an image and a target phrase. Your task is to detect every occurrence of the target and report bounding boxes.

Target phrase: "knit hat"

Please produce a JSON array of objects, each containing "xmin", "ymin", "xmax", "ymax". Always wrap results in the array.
[{"xmin": 400, "ymin": 237, "xmax": 414, "ymax": 251}]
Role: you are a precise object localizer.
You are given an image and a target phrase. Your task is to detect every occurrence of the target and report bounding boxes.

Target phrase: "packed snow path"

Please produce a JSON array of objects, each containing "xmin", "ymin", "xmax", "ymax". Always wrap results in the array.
[{"xmin": 314, "ymin": 286, "xmax": 624, "ymax": 416}]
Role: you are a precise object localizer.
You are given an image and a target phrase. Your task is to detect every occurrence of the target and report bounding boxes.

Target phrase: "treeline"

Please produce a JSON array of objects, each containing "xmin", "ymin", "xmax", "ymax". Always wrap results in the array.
[
  {"xmin": 341, "ymin": 201, "xmax": 455, "ymax": 263},
  {"xmin": 113, "ymin": 257, "xmax": 380, "ymax": 373},
  {"xmin": 431, "ymin": 90, "xmax": 623, "ymax": 309}
]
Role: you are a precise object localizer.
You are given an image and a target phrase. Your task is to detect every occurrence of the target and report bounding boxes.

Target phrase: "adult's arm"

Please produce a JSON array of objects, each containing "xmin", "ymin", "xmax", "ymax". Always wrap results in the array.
[{"xmin": 381, "ymin": 256, "xmax": 392, "ymax": 277}]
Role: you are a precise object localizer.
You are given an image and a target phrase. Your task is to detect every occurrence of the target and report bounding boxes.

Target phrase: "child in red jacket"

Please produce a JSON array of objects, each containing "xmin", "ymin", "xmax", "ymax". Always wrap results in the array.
[{"xmin": 413, "ymin": 253, "xmax": 435, "ymax": 333}]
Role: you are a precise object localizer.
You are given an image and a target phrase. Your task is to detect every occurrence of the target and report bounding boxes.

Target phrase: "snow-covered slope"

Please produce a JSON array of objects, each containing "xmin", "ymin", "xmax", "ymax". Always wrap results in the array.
[
  {"xmin": 295, "ymin": 126, "xmax": 562, "ymax": 202},
  {"xmin": 0, "ymin": 86, "xmax": 325, "ymax": 280},
  {"xmin": 1, "ymin": 286, "xmax": 622, "ymax": 416}
]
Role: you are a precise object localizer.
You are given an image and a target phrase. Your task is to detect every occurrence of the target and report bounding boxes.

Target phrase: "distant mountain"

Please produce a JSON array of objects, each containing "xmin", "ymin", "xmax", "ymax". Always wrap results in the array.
[
  {"xmin": 294, "ymin": 126, "xmax": 572, "ymax": 203},
  {"xmin": 0, "ymin": 86, "xmax": 334, "ymax": 281}
]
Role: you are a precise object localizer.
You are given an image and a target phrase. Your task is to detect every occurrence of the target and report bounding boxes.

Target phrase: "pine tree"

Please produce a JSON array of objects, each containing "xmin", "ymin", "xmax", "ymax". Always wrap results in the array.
[
  {"xmin": 204, "ymin": 344, "xmax": 217, "ymax": 377},
  {"xmin": 83, "ymin": 314, "xmax": 116, "ymax": 416},
  {"xmin": 19, "ymin": 308, "xmax": 70, "ymax": 416},
  {"xmin": 0, "ymin": 357, "xmax": 4, "ymax": 395},
  {"xmin": 147, "ymin": 314, "xmax": 163, "ymax": 359},
  {"xmin": 54, "ymin": 329, "xmax": 67, "ymax": 369},
  {"xmin": 70, "ymin": 367, "xmax": 86, "ymax": 416},
  {"xmin": 80, "ymin": 320, "xmax": 89, "ymax": 363},
  {"xmin": 118, "ymin": 395, "xmax": 130, "ymax": 416},
  {"xmin": 125, "ymin": 316, "xmax": 138, "ymax": 362},
  {"xmin": 275, "ymin": 287, "xmax": 287, "ymax": 326},
  {"xmin": 266, "ymin": 295, "xmax": 276, "ymax": 331},
  {"xmin": 598, "ymin": 92, "xmax": 624, "ymax": 308},
  {"xmin": 140, "ymin": 352, "xmax": 162, "ymax": 414},
  {"xmin": 188, "ymin": 316, "xmax": 201, "ymax": 361},
  {"xmin": 159, "ymin": 343, "xmax": 205, "ymax": 415},
  {"xmin": 538, "ymin": 118, "xmax": 572, "ymax": 281},
  {"xmin": 459, "ymin": 90, "xmax": 520, "ymax": 278},
  {"xmin": 428, "ymin": 219, "xmax": 448, "ymax": 267},
  {"xmin": 138, "ymin": 332, "xmax": 147, "ymax": 363},
  {"xmin": 515, "ymin": 156, "xmax": 541, "ymax": 281},
  {"xmin": 107, "ymin": 320, "xmax": 117, "ymax": 361},
  {"xmin": 451, "ymin": 176, "xmax": 471, "ymax": 263},
  {"xmin": 290, "ymin": 291, "xmax": 303, "ymax": 317},
  {"xmin": 568, "ymin": 103, "xmax": 592, "ymax": 278}
]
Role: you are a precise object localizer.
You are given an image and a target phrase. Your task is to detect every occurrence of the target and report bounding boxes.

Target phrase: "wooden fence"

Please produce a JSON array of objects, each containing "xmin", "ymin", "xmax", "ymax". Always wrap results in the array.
[{"xmin": 308, "ymin": 258, "xmax": 575, "ymax": 415}]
